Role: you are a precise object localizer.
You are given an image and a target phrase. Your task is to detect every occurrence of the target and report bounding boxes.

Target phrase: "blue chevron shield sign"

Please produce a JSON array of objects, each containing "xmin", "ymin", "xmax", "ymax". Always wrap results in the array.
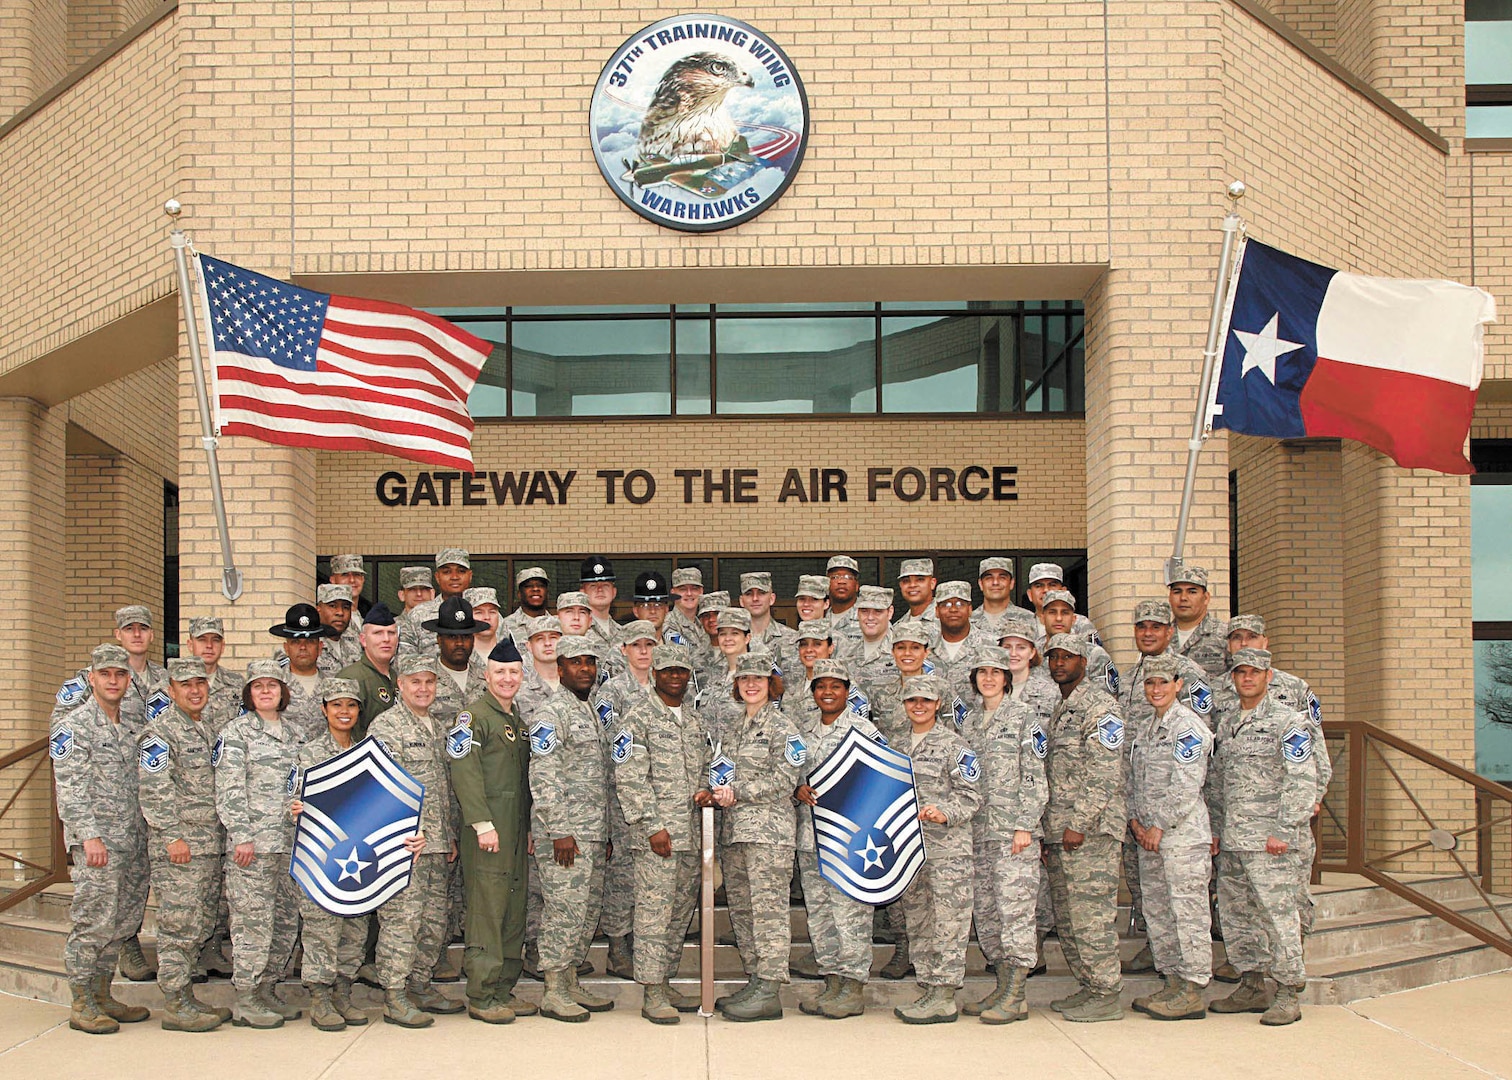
[
  {"xmin": 289, "ymin": 737, "xmax": 425, "ymax": 917},
  {"xmin": 808, "ymin": 727, "xmax": 926, "ymax": 905}
]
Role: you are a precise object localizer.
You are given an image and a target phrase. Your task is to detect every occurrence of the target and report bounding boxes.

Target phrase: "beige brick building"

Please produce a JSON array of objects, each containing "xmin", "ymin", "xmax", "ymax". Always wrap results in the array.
[{"xmin": 0, "ymin": 1, "xmax": 1507, "ymax": 876}]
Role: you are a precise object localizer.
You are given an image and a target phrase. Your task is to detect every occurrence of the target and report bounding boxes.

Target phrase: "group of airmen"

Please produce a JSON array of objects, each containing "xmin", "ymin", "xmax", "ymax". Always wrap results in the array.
[{"xmin": 49, "ymin": 548, "xmax": 1328, "ymax": 1034}]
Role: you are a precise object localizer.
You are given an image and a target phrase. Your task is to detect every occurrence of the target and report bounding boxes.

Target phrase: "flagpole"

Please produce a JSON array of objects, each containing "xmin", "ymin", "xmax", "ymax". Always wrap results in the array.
[
  {"xmin": 166, "ymin": 199, "xmax": 244, "ymax": 602},
  {"xmin": 1167, "ymin": 181, "xmax": 1246, "ymax": 585}
]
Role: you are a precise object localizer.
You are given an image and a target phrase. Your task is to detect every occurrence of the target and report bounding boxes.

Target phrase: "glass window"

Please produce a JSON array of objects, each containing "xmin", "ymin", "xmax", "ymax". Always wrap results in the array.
[
  {"xmin": 1472, "ymin": 440, "xmax": 1512, "ymax": 780},
  {"xmin": 510, "ymin": 320, "xmax": 670, "ymax": 417},
  {"xmin": 715, "ymin": 317, "xmax": 876, "ymax": 415},
  {"xmin": 675, "ymin": 317, "xmax": 712, "ymax": 416},
  {"xmin": 1466, "ymin": 5, "xmax": 1512, "ymax": 137}
]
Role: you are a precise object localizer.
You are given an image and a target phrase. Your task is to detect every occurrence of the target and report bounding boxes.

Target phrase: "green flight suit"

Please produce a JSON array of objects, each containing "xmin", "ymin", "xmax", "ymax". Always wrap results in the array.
[
  {"xmin": 448, "ymin": 691, "xmax": 532, "ymax": 1008},
  {"xmin": 336, "ymin": 653, "xmax": 396, "ymax": 740}
]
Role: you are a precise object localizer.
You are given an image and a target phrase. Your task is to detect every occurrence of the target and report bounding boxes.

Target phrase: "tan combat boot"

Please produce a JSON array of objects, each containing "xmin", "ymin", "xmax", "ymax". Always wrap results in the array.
[
  {"xmin": 407, "ymin": 978, "xmax": 464, "ymax": 1014},
  {"xmin": 68, "ymin": 982, "xmax": 119, "ymax": 1034},
  {"xmin": 878, "ymin": 937, "xmax": 913, "ymax": 980},
  {"xmin": 605, "ymin": 935, "xmax": 635, "ymax": 980},
  {"xmin": 307, "ymin": 984, "xmax": 346, "ymax": 1031},
  {"xmin": 117, "ymin": 936, "xmax": 156, "ymax": 982},
  {"xmin": 818, "ymin": 976, "xmax": 866, "ymax": 1019},
  {"xmin": 566, "ymin": 965, "xmax": 615, "ymax": 1012},
  {"xmin": 1260, "ymin": 982, "xmax": 1304, "ymax": 1026},
  {"xmin": 256, "ymin": 978, "xmax": 301, "ymax": 1020},
  {"xmin": 1121, "ymin": 943, "xmax": 1156, "ymax": 974},
  {"xmin": 382, "ymin": 987, "xmax": 433, "ymax": 1028},
  {"xmin": 1050, "ymin": 984, "xmax": 1094, "ymax": 1013},
  {"xmin": 1145, "ymin": 977, "xmax": 1207, "ymax": 1021},
  {"xmin": 1210, "ymin": 970, "xmax": 1271, "ymax": 1014},
  {"xmin": 1061, "ymin": 988, "xmax": 1124, "ymax": 1023},
  {"xmin": 723, "ymin": 977, "xmax": 783, "ymax": 1022},
  {"xmin": 1132, "ymin": 973, "xmax": 1180, "ymax": 1015},
  {"xmin": 466, "ymin": 995, "xmax": 516, "ymax": 1024},
  {"xmin": 92, "ymin": 975, "xmax": 149, "ymax": 1023},
  {"xmin": 540, "ymin": 969, "xmax": 589, "ymax": 1022},
  {"xmin": 980, "ymin": 967, "xmax": 1030, "ymax": 1025},
  {"xmin": 963, "ymin": 966, "xmax": 1011, "ymax": 1016},
  {"xmin": 800, "ymin": 973, "xmax": 839, "ymax": 1015},
  {"xmin": 331, "ymin": 976, "xmax": 369, "ymax": 1025},
  {"xmin": 893, "ymin": 984, "xmax": 958, "ymax": 1025},
  {"xmin": 232, "ymin": 985, "xmax": 284, "ymax": 1029},
  {"xmin": 640, "ymin": 982, "xmax": 679, "ymax": 1025},
  {"xmin": 160, "ymin": 987, "xmax": 223, "ymax": 1032}
]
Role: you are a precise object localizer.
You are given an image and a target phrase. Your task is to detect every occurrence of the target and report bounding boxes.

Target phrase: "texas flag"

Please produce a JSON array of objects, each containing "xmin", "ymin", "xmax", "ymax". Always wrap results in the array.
[{"xmin": 1211, "ymin": 240, "xmax": 1496, "ymax": 475}]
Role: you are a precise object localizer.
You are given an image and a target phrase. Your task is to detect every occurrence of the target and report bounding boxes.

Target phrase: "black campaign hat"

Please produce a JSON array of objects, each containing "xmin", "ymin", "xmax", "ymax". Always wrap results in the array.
[
  {"xmin": 270, "ymin": 603, "xmax": 338, "ymax": 639},
  {"xmin": 580, "ymin": 556, "xmax": 615, "ymax": 584},
  {"xmin": 633, "ymin": 570, "xmax": 670, "ymax": 602},
  {"xmin": 422, "ymin": 596, "xmax": 486, "ymax": 635}
]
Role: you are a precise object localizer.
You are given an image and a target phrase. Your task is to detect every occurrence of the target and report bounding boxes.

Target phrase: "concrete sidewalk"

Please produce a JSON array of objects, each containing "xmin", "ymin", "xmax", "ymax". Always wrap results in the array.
[{"xmin": 1, "ymin": 973, "xmax": 1507, "ymax": 1080}]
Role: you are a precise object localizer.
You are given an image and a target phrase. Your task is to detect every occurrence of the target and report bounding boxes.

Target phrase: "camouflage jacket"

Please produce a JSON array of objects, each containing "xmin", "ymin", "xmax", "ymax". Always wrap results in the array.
[
  {"xmin": 791, "ymin": 674, "xmax": 871, "ymax": 730},
  {"xmin": 893, "ymin": 602, "xmax": 939, "ymax": 639},
  {"xmin": 283, "ymin": 673, "xmax": 329, "ymax": 744},
  {"xmin": 214, "ymin": 711, "xmax": 304, "ymax": 853},
  {"xmin": 1175, "ymin": 613, "xmax": 1230, "ymax": 678},
  {"xmin": 368, "ymin": 699, "xmax": 456, "ymax": 849},
  {"xmin": 720, "ymin": 702, "xmax": 803, "ymax": 847},
  {"xmin": 1264, "ymin": 667, "xmax": 1332, "ymax": 799},
  {"xmin": 693, "ymin": 663, "xmax": 742, "ymax": 750},
  {"xmin": 1033, "ymin": 614, "xmax": 1100, "ymax": 651},
  {"xmin": 514, "ymin": 666, "xmax": 561, "ymax": 722},
  {"xmin": 835, "ymin": 634, "xmax": 895, "ymax": 688},
  {"xmin": 613, "ymin": 692, "xmax": 711, "ymax": 852},
  {"xmin": 1044, "ymin": 679, "xmax": 1127, "ymax": 841},
  {"xmin": 971, "ymin": 602, "xmax": 1034, "ymax": 633},
  {"xmin": 202, "ymin": 666, "xmax": 247, "ymax": 733},
  {"xmin": 752, "ymin": 620, "xmax": 801, "ymax": 679},
  {"xmin": 1208, "ymin": 693, "xmax": 1318, "ymax": 850},
  {"xmin": 431, "ymin": 652, "xmax": 489, "ymax": 727},
  {"xmin": 51, "ymin": 698, "xmax": 145, "ymax": 851},
  {"xmin": 318, "ymin": 627, "xmax": 363, "ymax": 676},
  {"xmin": 137, "ymin": 704, "xmax": 224, "ymax": 854},
  {"xmin": 965, "ymin": 697, "xmax": 1048, "ymax": 841},
  {"xmin": 397, "ymin": 597, "xmax": 445, "ymax": 656},
  {"xmin": 827, "ymin": 606, "xmax": 865, "ymax": 653},
  {"xmin": 1120, "ymin": 649, "xmax": 1216, "ymax": 741},
  {"xmin": 1011, "ymin": 665, "xmax": 1062, "ymax": 725},
  {"xmin": 662, "ymin": 609, "xmax": 703, "ymax": 649},
  {"xmin": 1128, "ymin": 701, "xmax": 1213, "ymax": 848},
  {"xmin": 527, "ymin": 692, "xmax": 610, "ymax": 844},
  {"xmin": 792, "ymin": 708, "xmax": 885, "ymax": 853},
  {"xmin": 905, "ymin": 723, "xmax": 982, "ymax": 860},
  {"xmin": 593, "ymin": 671, "xmax": 657, "ymax": 737}
]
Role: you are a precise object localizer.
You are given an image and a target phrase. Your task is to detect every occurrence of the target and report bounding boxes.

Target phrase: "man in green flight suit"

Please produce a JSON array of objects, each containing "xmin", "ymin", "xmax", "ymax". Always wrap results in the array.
[
  {"xmin": 449, "ymin": 636, "xmax": 536, "ymax": 1024},
  {"xmin": 337, "ymin": 601, "xmax": 400, "ymax": 739}
]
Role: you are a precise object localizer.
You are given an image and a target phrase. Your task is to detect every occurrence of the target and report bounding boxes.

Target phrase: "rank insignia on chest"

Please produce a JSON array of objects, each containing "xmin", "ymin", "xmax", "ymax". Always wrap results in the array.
[
  {"xmin": 951, "ymin": 696, "xmax": 968, "ymax": 731},
  {"xmin": 1281, "ymin": 724, "xmax": 1313, "ymax": 763},
  {"xmin": 1307, "ymin": 692, "xmax": 1322, "ymax": 724},
  {"xmin": 784, "ymin": 733, "xmax": 807, "ymax": 767},
  {"xmin": 1104, "ymin": 661, "xmax": 1120, "ymax": 695},
  {"xmin": 955, "ymin": 747, "xmax": 980, "ymax": 782},
  {"xmin": 1096, "ymin": 714, "xmax": 1124, "ymax": 751},
  {"xmin": 50, "ymin": 728, "xmax": 75, "ymax": 762},
  {"xmin": 138, "ymin": 736, "xmax": 171, "ymax": 773},
  {"xmin": 286, "ymin": 765, "xmax": 299, "ymax": 795},
  {"xmin": 1190, "ymin": 681, "xmax": 1213, "ymax": 715},
  {"xmin": 447, "ymin": 723, "xmax": 473, "ymax": 759},
  {"xmin": 596, "ymin": 700, "xmax": 617, "ymax": 730},
  {"xmin": 1173, "ymin": 727, "xmax": 1205, "ymax": 764},
  {"xmin": 529, "ymin": 720, "xmax": 558, "ymax": 756},
  {"xmin": 145, "ymin": 690, "xmax": 171, "ymax": 721},
  {"xmin": 610, "ymin": 728, "xmax": 634, "ymax": 765},
  {"xmin": 211, "ymin": 736, "xmax": 224, "ymax": 768},
  {"xmin": 709, "ymin": 753, "xmax": 735, "ymax": 788},
  {"xmin": 1030, "ymin": 722, "xmax": 1048, "ymax": 760},
  {"xmin": 56, "ymin": 678, "xmax": 87, "ymax": 707}
]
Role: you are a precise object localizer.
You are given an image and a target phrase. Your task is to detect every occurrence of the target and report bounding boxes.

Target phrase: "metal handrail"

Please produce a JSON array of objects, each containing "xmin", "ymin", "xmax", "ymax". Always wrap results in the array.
[
  {"xmin": 0, "ymin": 738, "xmax": 67, "ymax": 915},
  {"xmin": 1320, "ymin": 720, "xmax": 1512, "ymax": 959}
]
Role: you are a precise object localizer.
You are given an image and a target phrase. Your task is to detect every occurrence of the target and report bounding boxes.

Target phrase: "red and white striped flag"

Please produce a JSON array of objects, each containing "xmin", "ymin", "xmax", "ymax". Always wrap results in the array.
[{"xmin": 195, "ymin": 255, "xmax": 491, "ymax": 471}]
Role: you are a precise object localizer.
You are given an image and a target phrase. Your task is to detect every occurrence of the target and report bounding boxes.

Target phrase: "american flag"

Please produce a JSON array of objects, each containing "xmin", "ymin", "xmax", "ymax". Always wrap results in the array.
[{"xmin": 197, "ymin": 255, "xmax": 492, "ymax": 471}]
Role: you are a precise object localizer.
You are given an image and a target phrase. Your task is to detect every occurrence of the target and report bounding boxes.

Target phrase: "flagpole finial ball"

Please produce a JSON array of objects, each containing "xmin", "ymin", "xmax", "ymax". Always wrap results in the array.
[
  {"xmin": 1226, "ymin": 181, "xmax": 1246, "ymax": 201},
  {"xmin": 164, "ymin": 199, "xmax": 182, "ymax": 218}
]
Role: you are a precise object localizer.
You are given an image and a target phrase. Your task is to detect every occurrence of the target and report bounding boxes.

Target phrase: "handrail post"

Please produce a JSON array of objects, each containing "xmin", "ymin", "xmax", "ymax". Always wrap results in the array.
[
  {"xmin": 1347, "ymin": 723, "xmax": 1366, "ymax": 872},
  {"xmin": 699, "ymin": 805, "xmax": 715, "ymax": 1016}
]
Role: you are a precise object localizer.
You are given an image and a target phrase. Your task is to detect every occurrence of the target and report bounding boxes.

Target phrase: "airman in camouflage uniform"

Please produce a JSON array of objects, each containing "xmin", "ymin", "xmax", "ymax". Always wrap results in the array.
[
  {"xmin": 695, "ymin": 606, "xmax": 753, "ymax": 748},
  {"xmin": 1023, "ymin": 565, "xmax": 1100, "ymax": 650},
  {"xmin": 269, "ymin": 603, "xmax": 339, "ymax": 743},
  {"xmin": 612, "ymin": 644, "xmax": 709, "ymax": 1023},
  {"xmin": 1208, "ymin": 648, "xmax": 1318, "ymax": 1026},
  {"xmin": 892, "ymin": 676, "xmax": 982, "ymax": 1025},
  {"xmin": 316, "ymin": 584, "xmax": 363, "ymax": 676},
  {"xmin": 337, "ymin": 601, "xmax": 399, "ymax": 739},
  {"xmin": 740, "ymin": 571, "xmax": 800, "ymax": 678},
  {"xmin": 1042, "ymin": 633, "xmax": 1127, "ymax": 1023},
  {"xmin": 52, "ymin": 644, "xmax": 153, "ymax": 1034},
  {"xmin": 530, "ymin": 636, "xmax": 615, "ymax": 1021},
  {"xmin": 395, "ymin": 565, "xmax": 435, "ymax": 618},
  {"xmin": 465, "ymin": 586, "xmax": 504, "ymax": 667},
  {"xmin": 516, "ymin": 614, "xmax": 564, "ymax": 720},
  {"xmin": 500, "ymin": 566, "xmax": 552, "ymax": 660},
  {"xmin": 579, "ymin": 557, "xmax": 622, "ymax": 675},
  {"xmin": 930, "ymin": 581, "xmax": 998, "ymax": 725},
  {"xmin": 215, "ymin": 658, "xmax": 306, "ymax": 1027},
  {"xmin": 137, "ymin": 658, "xmax": 230, "ymax": 1031},
  {"xmin": 1167, "ymin": 564, "xmax": 1229, "ymax": 678},
  {"xmin": 825, "ymin": 555, "xmax": 866, "ymax": 654},
  {"xmin": 894, "ymin": 557, "xmax": 940, "ymax": 637},
  {"xmin": 841, "ymin": 585, "xmax": 899, "ymax": 696},
  {"xmin": 1127, "ymin": 655, "xmax": 1214, "ymax": 1020},
  {"xmin": 972, "ymin": 556, "xmax": 1034, "ymax": 632},
  {"xmin": 399, "ymin": 549, "xmax": 474, "ymax": 656},
  {"xmin": 963, "ymin": 648, "xmax": 1047, "ymax": 1024},
  {"xmin": 328, "ymin": 553, "xmax": 369, "ymax": 631},
  {"xmin": 665, "ymin": 567, "xmax": 706, "ymax": 648},
  {"xmin": 792, "ymin": 621, "xmax": 872, "ymax": 727},
  {"xmin": 793, "ymin": 574, "xmax": 831, "ymax": 625}
]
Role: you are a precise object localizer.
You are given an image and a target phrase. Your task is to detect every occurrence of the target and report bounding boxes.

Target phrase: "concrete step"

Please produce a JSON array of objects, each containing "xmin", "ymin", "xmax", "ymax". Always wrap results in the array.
[
  {"xmin": 1304, "ymin": 894, "xmax": 1512, "ymax": 963},
  {"xmin": 1305, "ymin": 938, "xmax": 1512, "ymax": 1004},
  {"xmin": 1309, "ymin": 875, "xmax": 1485, "ymax": 921}
]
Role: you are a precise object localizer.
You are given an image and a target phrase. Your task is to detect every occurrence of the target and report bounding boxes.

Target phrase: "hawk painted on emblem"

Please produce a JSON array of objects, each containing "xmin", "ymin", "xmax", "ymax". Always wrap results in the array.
[
  {"xmin": 145, "ymin": 690, "xmax": 171, "ymax": 720},
  {"xmin": 446, "ymin": 722, "xmax": 473, "ymax": 760},
  {"xmin": 1190, "ymin": 680, "xmax": 1214, "ymax": 715},
  {"xmin": 139, "ymin": 736, "xmax": 171, "ymax": 773},
  {"xmin": 784, "ymin": 733, "xmax": 807, "ymax": 767},
  {"xmin": 636, "ymin": 52, "xmax": 755, "ymax": 165},
  {"xmin": 529, "ymin": 720, "xmax": 559, "ymax": 757},
  {"xmin": 1030, "ymin": 722, "xmax": 1048, "ymax": 760},
  {"xmin": 56, "ymin": 678, "xmax": 87, "ymax": 707},
  {"xmin": 610, "ymin": 729, "xmax": 635, "ymax": 765},
  {"xmin": 1173, "ymin": 727, "xmax": 1205, "ymax": 764},
  {"xmin": 49, "ymin": 728, "xmax": 74, "ymax": 762},
  {"xmin": 954, "ymin": 748, "xmax": 980, "ymax": 783},
  {"xmin": 709, "ymin": 752, "xmax": 735, "ymax": 788},
  {"xmin": 1282, "ymin": 724, "xmax": 1313, "ymax": 763},
  {"xmin": 1096, "ymin": 714, "xmax": 1124, "ymax": 751}
]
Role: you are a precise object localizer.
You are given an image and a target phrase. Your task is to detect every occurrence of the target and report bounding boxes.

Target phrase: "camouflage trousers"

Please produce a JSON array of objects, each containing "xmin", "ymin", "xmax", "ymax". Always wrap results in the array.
[
  {"xmin": 972, "ymin": 836, "xmax": 1041, "ymax": 969},
  {"xmin": 1138, "ymin": 842, "xmax": 1212, "ymax": 984},
  {"xmin": 198, "ymin": 881, "xmax": 231, "ymax": 972},
  {"xmin": 1123, "ymin": 825, "xmax": 1146, "ymax": 931},
  {"xmin": 899, "ymin": 854, "xmax": 973, "ymax": 987},
  {"xmin": 631, "ymin": 848, "xmax": 699, "ymax": 985},
  {"xmin": 445, "ymin": 847, "xmax": 466, "ymax": 946},
  {"xmin": 1216, "ymin": 848, "xmax": 1305, "ymax": 985},
  {"xmin": 148, "ymin": 850, "xmax": 221, "ymax": 993},
  {"xmin": 296, "ymin": 896, "xmax": 366, "ymax": 985},
  {"xmin": 225, "ymin": 854, "xmax": 301, "ymax": 991},
  {"xmin": 1296, "ymin": 825, "xmax": 1317, "ymax": 935},
  {"xmin": 1035, "ymin": 866, "xmax": 1057, "ymax": 935},
  {"xmin": 1045, "ymin": 835, "xmax": 1123, "ymax": 994},
  {"xmin": 525, "ymin": 853, "xmax": 542, "ymax": 944},
  {"xmin": 536, "ymin": 841, "xmax": 606, "ymax": 973},
  {"xmin": 796, "ymin": 850, "xmax": 873, "ymax": 982},
  {"xmin": 64, "ymin": 842, "xmax": 150, "ymax": 983},
  {"xmin": 376, "ymin": 851, "xmax": 449, "ymax": 990},
  {"xmin": 722, "ymin": 842, "xmax": 794, "ymax": 983},
  {"xmin": 599, "ymin": 791, "xmax": 635, "ymax": 939}
]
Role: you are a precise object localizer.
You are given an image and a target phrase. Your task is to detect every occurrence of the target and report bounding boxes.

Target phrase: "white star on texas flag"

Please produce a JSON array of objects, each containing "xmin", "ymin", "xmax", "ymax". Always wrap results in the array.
[
  {"xmin": 854, "ymin": 836, "xmax": 887, "ymax": 872},
  {"xmin": 334, "ymin": 845, "xmax": 372, "ymax": 884},
  {"xmin": 1233, "ymin": 312, "xmax": 1305, "ymax": 385}
]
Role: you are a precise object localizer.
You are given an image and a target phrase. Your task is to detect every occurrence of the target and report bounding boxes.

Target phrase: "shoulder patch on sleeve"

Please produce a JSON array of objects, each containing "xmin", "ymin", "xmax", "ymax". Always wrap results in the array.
[
  {"xmin": 784, "ymin": 733, "xmax": 807, "ymax": 767},
  {"xmin": 952, "ymin": 696, "xmax": 968, "ymax": 731},
  {"xmin": 1104, "ymin": 661, "xmax": 1120, "ymax": 695},
  {"xmin": 211, "ymin": 735, "xmax": 224, "ymax": 768},
  {"xmin": 1282, "ymin": 724, "xmax": 1313, "ymax": 763},
  {"xmin": 610, "ymin": 728, "xmax": 635, "ymax": 765},
  {"xmin": 1307, "ymin": 692, "xmax": 1322, "ymax": 724},
  {"xmin": 285, "ymin": 765, "xmax": 299, "ymax": 795},
  {"xmin": 56, "ymin": 678, "xmax": 87, "ymax": 707},
  {"xmin": 596, "ymin": 700, "xmax": 617, "ymax": 730},
  {"xmin": 145, "ymin": 690, "xmax": 171, "ymax": 721},
  {"xmin": 847, "ymin": 687, "xmax": 871, "ymax": 718},
  {"xmin": 446, "ymin": 721, "xmax": 473, "ymax": 759},
  {"xmin": 1030, "ymin": 721, "xmax": 1048, "ymax": 760},
  {"xmin": 50, "ymin": 727, "xmax": 75, "ymax": 762},
  {"xmin": 1096, "ymin": 714, "xmax": 1124, "ymax": 751},
  {"xmin": 138, "ymin": 735, "xmax": 171, "ymax": 773},
  {"xmin": 1173, "ymin": 726, "xmax": 1206, "ymax": 764},
  {"xmin": 1190, "ymin": 680, "xmax": 1214, "ymax": 715},
  {"xmin": 954, "ymin": 747, "xmax": 980, "ymax": 782},
  {"xmin": 529, "ymin": 719, "xmax": 558, "ymax": 757}
]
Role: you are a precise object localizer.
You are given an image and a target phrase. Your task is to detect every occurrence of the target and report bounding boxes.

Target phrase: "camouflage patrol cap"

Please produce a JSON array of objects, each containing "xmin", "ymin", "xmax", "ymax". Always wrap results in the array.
[
  {"xmin": 796, "ymin": 619, "xmax": 833, "ymax": 642},
  {"xmin": 1042, "ymin": 588, "xmax": 1077, "ymax": 610},
  {"xmin": 978, "ymin": 556, "xmax": 1014, "ymax": 577},
  {"xmin": 891, "ymin": 623, "xmax": 932, "ymax": 646},
  {"xmin": 187, "ymin": 616, "xmax": 224, "ymax": 639},
  {"xmin": 1026, "ymin": 563, "xmax": 1064, "ymax": 585},
  {"xmin": 826, "ymin": 555, "xmax": 860, "ymax": 574},
  {"xmin": 555, "ymin": 591, "xmax": 591, "ymax": 612},
  {"xmin": 619, "ymin": 619, "xmax": 658, "ymax": 645},
  {"xmin": 317, "ymin": 584, "xmax": 353, "ymax": 606},
  {"xmin": 90, "ymin": 643, "xmax": 131, "ymax": 672},
  {"xmin": 697, "ymin": 591, "xmax": 732, "ymax": 616},
  {"xmin": 935, "ymin": 581, "xmax": 972, "ymax": 604},
  {"xmin": 856, "ymin": 586, "xmax": 894, "ymax": 610},
  {"xmin": 902, "ymin": 674, "xmax": 945, "ymax": 701},
  {"xmin": 525, "ymin": 615, "xmax": 563, "ymax": 638},
  {"xmin": 810, "ymin": 658, "xmax": 852, "ymax": 684},
  {"xmin": 795, "ymin": 575, "xmax": 829, "ymax": 600},
  {"xmin": 464, "ymin": 587, "xmax": 500, "ymax": 610},
  {"xmin": 734, "ymin": 652, "xmax": 776, "ymax": 680},
  {"xmin": 245, "ymin": 658, "xmax": 288, "ymax": 684},
  {"xmin": 898, "ymin": 558, "xmax": 934, "ymax": 579},
  {"xmin": 167, "ymin": 657, "xmax": 208, "ymax": 682},
  {"xmin": 115, "ymin": 605, "xmax": 152, "ymax": 629},
  {"xmin": 556, "ymin": 635, "xmax": 600, "ymax": 661},
  {"xmin": 515, "ymin": 566, "xmax": 548, "ymax": 587},
  {"xmin": 320, "ymin": 677, "xmax": 363, "ymax": 704},
  {"xmin": 1133, "ymin": 599, "xmax": 1174, "ymax": 625},
  {"xmin": 996, "ymin": 613, "xmax": 1040, "ymax": 644},
  {"xmin": 651, "ymin": 643, "xmax": 694, "ymax": 671},
  {"xmin": 435, "ymin": 548, "xmax": 471, "ymax": 569},
  {"xmin": 670, "ymin": 567, "xmax": 703, "ymax": 589},
  {"xmin": 739, "ymin": 572, "xmax": 773, "ymax": 594},
  {"xmin": 399, "ymin": 566, "xmax": 433, "ymax": 589},
  {"xmin": 1044, "ymin": 633, "xmax": 1089, "ymax": 658},
  {"xmin": 1229, "ymin": 647, "xmax": 1272, "ymax": 671},
  {"xmin": 1141, "ymin": 654, "xmax": 1183, "ymax": 681},
  {"xmin": 971, "ymin": 645, "xmax": 1013, "ymax": 673},
  {"xmin": 1226, "ymin": 614, "xmax": 1266, "ymax": 637},
  {"xmin": 1166, "ymin": 564, "xmax": 1209, "ymax": 589},
  {"xmin": 716, "ymin": 608, "xmax": 752, "ymax": 633},
  {"xmin": 395, "ymin": 653, "xmax": 440, "ymax": 678},
  {"xmin": 329, "ymin": 554, "xmax": 365, "ymax": 575}
]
